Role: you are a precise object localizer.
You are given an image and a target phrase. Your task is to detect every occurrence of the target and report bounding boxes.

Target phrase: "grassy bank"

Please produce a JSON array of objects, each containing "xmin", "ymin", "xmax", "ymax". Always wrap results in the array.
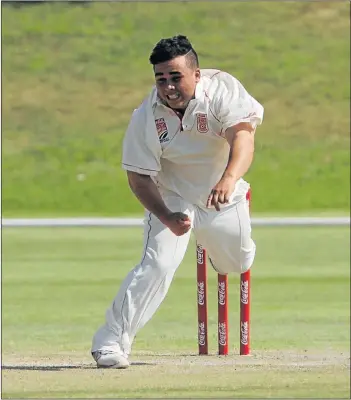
[{"xmin": 2, "ymin": 2, "xmax": 350, "ymax": 216}]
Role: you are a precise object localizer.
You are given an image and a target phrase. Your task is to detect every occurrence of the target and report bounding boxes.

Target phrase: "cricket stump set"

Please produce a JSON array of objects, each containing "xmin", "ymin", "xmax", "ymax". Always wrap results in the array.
[{"xmin": 196, "ymin": 189, "xmax": 251, "ymax": 356}]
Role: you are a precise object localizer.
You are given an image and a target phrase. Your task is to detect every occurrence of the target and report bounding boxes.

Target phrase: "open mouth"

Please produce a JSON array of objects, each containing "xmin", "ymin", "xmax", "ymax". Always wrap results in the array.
[{"xmin": 167, "ymin": 93, "xmax": 180, "ymax": 101}]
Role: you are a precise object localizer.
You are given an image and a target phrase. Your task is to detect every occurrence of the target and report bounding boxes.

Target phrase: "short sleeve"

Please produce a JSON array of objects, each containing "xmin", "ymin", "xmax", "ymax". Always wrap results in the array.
[
  {"xmin": 214, "ymin": 72, "xmax": 264, "ymax": 133},
  {"xmin": 122, "ymin": 107, "xmax": 162, "ymax": 176}
]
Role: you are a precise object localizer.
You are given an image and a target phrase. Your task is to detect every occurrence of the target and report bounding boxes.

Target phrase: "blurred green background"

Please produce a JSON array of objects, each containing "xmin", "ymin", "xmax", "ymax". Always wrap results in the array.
[{"xmin": 2, "ymin": 1, "xmax": 350, "ymax": 216}]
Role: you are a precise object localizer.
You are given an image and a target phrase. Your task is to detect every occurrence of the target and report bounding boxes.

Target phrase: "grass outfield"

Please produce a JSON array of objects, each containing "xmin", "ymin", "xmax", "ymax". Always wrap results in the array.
[
  {"xmin": 2, "ymin": 226, "xmax": 350, "ymax": 398},
  {"xmin": 2, "ymin": 1, "xmax": 350, "ymax": 216}
]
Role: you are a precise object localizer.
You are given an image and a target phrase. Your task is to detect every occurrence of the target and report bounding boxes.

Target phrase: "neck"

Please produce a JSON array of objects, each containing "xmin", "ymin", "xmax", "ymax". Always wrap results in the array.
[{"xmin": 172, "ymin": 108, "xmax": 185, "ymax": 115}]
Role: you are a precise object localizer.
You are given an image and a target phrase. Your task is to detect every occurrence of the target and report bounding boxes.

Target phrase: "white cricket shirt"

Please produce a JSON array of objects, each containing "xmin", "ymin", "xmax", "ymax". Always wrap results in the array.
[{"xmin": 122, "ymin": 69, "xmax": 264, "ymax": 209}]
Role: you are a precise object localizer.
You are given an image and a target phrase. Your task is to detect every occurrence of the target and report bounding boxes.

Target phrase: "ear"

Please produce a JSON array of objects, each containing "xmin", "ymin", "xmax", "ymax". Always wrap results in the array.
[{"xmin": 195, "ymin": 68, "xmax": 201, "ymax": 83}]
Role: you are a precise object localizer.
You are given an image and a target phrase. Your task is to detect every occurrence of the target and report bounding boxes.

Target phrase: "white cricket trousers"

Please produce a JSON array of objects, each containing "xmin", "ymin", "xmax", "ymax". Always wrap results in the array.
[{"xmin": 91, "ymin": 192, "xmax": 255, "ymax": 357}]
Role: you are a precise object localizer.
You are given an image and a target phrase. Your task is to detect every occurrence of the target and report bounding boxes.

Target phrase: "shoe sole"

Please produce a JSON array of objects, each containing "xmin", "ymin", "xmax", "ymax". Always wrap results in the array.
[
  {"xmin": 92, "ymin": 351, "xmax": 129, "ymax": 369},
  {"xmin": 97, "ymin": 363, "xmax": 129, "ymax": 369}
]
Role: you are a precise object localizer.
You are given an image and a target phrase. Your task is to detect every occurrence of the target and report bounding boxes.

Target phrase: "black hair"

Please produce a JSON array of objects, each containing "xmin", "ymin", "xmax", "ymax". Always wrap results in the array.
[{"xmin": 149, "ymin": 35, "xmax": 199, "ymax": 69}]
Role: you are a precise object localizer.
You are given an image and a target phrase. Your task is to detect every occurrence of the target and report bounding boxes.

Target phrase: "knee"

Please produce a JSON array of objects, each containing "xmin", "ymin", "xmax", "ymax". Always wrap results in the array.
[
  {"xmin": 240, "ymin": 241, "xmax": 256, "ymax": 273},
  {"xmin": 209, "ymin": 241, "xmax": 256, "ymax": 275}
]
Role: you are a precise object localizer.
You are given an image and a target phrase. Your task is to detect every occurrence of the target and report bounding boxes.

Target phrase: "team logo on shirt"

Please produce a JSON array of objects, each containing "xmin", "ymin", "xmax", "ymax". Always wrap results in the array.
[
  {"xmin": 197, "ymin": 113, "xmax": 209, "ymax": 133},
  {"xmin": 155, "ymin": 118, "xmax": 169, "ymax": 143}
]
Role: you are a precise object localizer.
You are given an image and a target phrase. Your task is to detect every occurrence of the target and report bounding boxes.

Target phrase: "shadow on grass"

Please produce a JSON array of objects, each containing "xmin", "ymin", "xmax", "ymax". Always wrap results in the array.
[{"xmin": 2, "ymin": 361, "xmax": 156, "ymax": 371}]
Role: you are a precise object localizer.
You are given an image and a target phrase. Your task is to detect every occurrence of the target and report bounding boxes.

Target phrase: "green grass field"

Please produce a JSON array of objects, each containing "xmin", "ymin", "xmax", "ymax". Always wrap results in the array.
[
  {"xmin": 2, "ymin": 226, "xmax": 350, "ymax": 398},
  {"xmin": 2, "ymin": 1, "xmax": 350, "ymax": 216}
]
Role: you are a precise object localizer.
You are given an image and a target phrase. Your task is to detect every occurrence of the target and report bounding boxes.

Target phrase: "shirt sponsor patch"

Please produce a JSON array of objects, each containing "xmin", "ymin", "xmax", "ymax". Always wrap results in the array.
[
  {"xmin": 197, "ymin": 113, "xmax": 209, "ymax": 133},
  {"xmin": 155, "ymin": 118, "xmax": 169, "ymax": 143}
]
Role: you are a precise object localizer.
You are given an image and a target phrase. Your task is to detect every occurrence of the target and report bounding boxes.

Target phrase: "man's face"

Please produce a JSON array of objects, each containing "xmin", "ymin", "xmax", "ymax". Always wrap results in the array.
[{"xmin": 154, "ymin": 55, "xmax": 200, "ymax": 111}]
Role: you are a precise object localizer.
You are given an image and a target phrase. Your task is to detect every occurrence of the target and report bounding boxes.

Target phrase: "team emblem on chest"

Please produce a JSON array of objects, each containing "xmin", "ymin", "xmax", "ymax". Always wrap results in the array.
[
  {"xmin": 197, "ymin": 113, "xmax": 209, "ymax": 133},
  {"xmin": 155, "ymin": 118, "xmax": 169, "ymax": 143}
]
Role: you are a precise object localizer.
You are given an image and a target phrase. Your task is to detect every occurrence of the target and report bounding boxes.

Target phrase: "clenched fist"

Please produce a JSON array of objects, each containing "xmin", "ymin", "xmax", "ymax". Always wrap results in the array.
[{"xmin": 160, "ymin": 212, "xmax": 191, "ymax": 236}]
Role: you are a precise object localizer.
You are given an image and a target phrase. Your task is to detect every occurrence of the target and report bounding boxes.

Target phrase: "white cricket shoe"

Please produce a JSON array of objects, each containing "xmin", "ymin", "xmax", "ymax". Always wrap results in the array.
[{"xmin": 92, "ymin": 350, "xmax": 130, "ymax": 369}]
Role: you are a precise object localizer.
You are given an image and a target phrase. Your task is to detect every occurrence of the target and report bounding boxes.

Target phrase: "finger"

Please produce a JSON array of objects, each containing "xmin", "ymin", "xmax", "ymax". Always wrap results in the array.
[
  {"xmin": 176, "ymin": 221, "xmax": 191, "ymax": 231},
  {"xmin": 174, "ymin": 212, "xmax": 190, "ymax": 222},
  {"xmin": 177, "ymin": 215, "xmax": 191, "ymax": 223},
  {"xmin": 218, "ymin": 192, "xmax": 226, "ymax": 204},
  {"xmin": 206, "ymin": 193, "xmax": 213, "ymax": 208},
  {"xmin": 180, "ymin": 220, "xmax": 191, "ymax": 227},
  {"xmin": 177, "ymin": 225, "xmax": 191, "ymax": 236},
  {"xmin": 211, "ymin": 192, "xmax": 221, "ymax": 211},
  {"xmin": 210, "ymin": 191, "xmax": 218, "ymax": 206}
]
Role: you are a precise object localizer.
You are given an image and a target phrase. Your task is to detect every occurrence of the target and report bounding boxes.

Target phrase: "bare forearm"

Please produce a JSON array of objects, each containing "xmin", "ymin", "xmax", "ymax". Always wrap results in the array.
[
  {"xmin": 207, "ymin": 123, "xmax": 255, "ymax": 210},
  {"xmin": 127, "ymin": 171, "xmax": 171, "ymax": 222},
  {"xmin": 223, "ymin": 129, "xmax": 255, "ymax": 182}
]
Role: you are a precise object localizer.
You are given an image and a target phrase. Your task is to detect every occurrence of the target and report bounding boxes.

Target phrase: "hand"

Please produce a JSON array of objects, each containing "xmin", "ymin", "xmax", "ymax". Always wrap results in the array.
[
  {"xmin": 161, "ymin": 212, "xmax": 192, "ymax": 236},
  {"xmin": 207, "ymin": 177, "xmax": 236, "ymax": 211}
]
